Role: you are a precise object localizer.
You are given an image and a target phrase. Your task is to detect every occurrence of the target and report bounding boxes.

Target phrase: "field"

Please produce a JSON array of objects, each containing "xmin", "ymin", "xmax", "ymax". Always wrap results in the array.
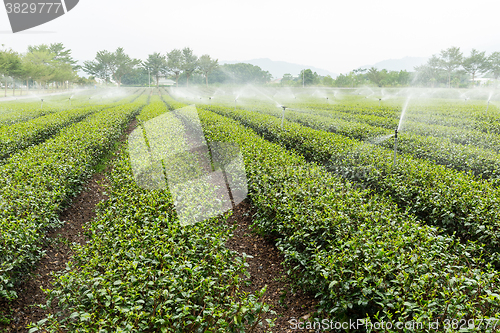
[{"xmin": 1, "ymin": 86, "xmax": 500, "ymax": 332}]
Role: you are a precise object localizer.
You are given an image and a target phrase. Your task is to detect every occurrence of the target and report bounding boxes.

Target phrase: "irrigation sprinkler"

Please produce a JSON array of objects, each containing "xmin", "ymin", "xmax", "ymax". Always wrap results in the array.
[
  {"xmin": 281, "ymin": 106, "xmax": 287, "ymax": 128},
  {"xmin": 393, "ymin": 128, "xmax": 398, "ymax": 168},
  {"xmin": 40, "ymin": 99, "xmax": 44, "ymax": 109},
  {"xmin": 486, "ymin": 100, "xmax": 490, "ymax": 113},
  {"xmin": 379, "ymin": 98, "xmax": 382, "ymax": 107},
  {"xmin": 69, "ymin": 97, "xmax": 72, "ymax": 106},
  {"xmin": 234, "ymin": 99, "xmax": 237, "ymax": 111}
]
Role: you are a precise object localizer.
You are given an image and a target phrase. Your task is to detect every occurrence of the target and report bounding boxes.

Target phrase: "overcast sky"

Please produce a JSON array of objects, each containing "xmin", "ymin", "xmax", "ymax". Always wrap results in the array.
[{"xmin": 1, "ymin": 0, "xmax": 499, "ymax": 75}]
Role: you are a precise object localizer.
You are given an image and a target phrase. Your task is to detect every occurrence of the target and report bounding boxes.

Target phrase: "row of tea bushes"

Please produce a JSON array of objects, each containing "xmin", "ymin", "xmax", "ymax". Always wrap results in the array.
[
  {"xmin": 203, "ymin": 104, "xmax": 500, "ymax": 265},
  {"xmin": 297, "ymin": 101, "xmax": 500, "ymax": 149},
  {"xmin": 0, "ymin": 93, "xmax": 124, "ymax": 126},
  {"xmin": 292, "ymin": 99, "xmax": 500, "ymax": 132},
  {"xmin": 36, "ymin": 100, "xmax": 271, "ymax": 332},
  {"xmin": 239, "ymin": 100, "xmax": 500, "ymax": 154},
  {"xmin": 0, "ymin": 105, "xmax": 109, "ymax": 161},
  {"xmin": 230, "ymin": 104, "xmax": 500, "ymax": 181},
  {"xmin": 196, "ymin": 107, "xmax": 500, "ymax": 325},
  {"xmin": 0, "ymin": 96, "xmax": 148, "ymax": 301}
]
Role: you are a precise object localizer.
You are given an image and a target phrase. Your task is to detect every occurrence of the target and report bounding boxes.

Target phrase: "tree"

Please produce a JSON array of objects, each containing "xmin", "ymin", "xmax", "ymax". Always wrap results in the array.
[
  {"xmin": 181, "ymin": 48, "xmax": 198, "ymax": 87},
  {"xmin": 334, "ymin": 73, "xmax": 351, "ymax": 87},
  {"xmin": 322, "ymin": 75, "xmax": 334, "ymax": 86},
  {"xmin": 299, "ymin": 69, "xmax": 315, "ymax": 86},
  {"xmin": 83, "ymin": 48, "xmax": 139, "ymax": 86},
  {"xmin": 142, "ymin": 52, "xmax": 167, "ymax": 88},
  {"xmin": 367, "ymin": 67, "xmax": 383, "ymax": 87},
  {"xmin": 414, "ymin": 55, "xmax": 442, "ymax": 87},
  {"xmin": 487, "ymin": 52, "xmax": 500, "ymax": 81},
  {"xmin": 110, "ymin": 48, "xmax": 140, "ymax": 87},
  {"xmin": 439, "ymin": 46, "xmax": 463, "ymax": 87},
  {"xmin": 397, "ymin": 70, "xmax": 411, "ymax": 86},
  {"xmin": 83, "ymin": 50, "xmax": 113, "ymax": 84},
  {"xmin": 0, "ymin": 49, "xmax": 22, "ymax": 96},
  {"xmin": 48, "ymin": 43, "xmax": 79, "ymax": 70},
  {"xmin": 51, "ymin": 62, "xmax": 76, "ymax": 89},
  {"xmin": 166, "ymin": 49, "xmax": 183, "ymax": 87},
  {"xmin": 281, "ymin": 73, "xmax": 294, "ymax": 86},
  {"xmin": 121, "ymin": 67, "xmax": 149, "ymax": 86},
  {"xmin": 462, "ymin": 49, "xmax": 488, "ymax": 84},
  {"xmin": 198, "ymin": 54, "xmax": 218, "ymax": 87},
  {"xmin": 23, "ymin": 48, "xmax": 55, "ymax": 90},
  {"xmin": 27, "ymin": 43, "xmax": 78, "ymax": 89}
]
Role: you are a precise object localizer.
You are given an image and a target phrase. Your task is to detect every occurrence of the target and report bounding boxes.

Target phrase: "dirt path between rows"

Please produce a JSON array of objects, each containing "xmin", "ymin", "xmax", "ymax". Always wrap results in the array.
[
  {"xmin": 166, "ymin": 98, "xmax": 319, "ymax": 332},
  {"xmin": 226, "ymin": 201, "xmax": 318, "ymax": 333}
]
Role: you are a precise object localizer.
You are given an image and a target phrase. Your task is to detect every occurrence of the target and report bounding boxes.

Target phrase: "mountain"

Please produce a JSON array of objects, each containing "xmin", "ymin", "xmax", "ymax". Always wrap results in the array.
[
  {"xmin": 220, "ymin": 58, "xmax": 337, "ymax": 79},
  {"xmin": 359, "ymin": 56, "xmax": 428, "ymax": 72}
]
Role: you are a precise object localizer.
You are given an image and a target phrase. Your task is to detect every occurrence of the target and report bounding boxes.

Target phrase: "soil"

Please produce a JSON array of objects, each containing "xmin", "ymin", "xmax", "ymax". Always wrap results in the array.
[{"xmin": 226, "ymin": 201, "xmax": 319, "ymax": 333}]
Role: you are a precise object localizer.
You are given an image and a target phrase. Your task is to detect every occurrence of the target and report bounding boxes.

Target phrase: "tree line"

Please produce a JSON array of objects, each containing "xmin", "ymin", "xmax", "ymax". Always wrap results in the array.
[
  {"xmin": 83, "ymin": 47, "xmax": 273, "ymax": 87},
  {"xmin": 0, "ymin": 43, "xmax": 80, "ymax": 96},
  {"xmin": 280, "ymin": 68, "xmax": 411, "ymax": 88},
  {"xmin": 280, "ymin": 47, "xmax": 500, "ymax": 88},
  {"xmin": 0, "ymin": 44, "xmax": 273, "ymax": 94},
  {"xmin": 84, "ymin": 47, "xmax": 218, "ymax": 87},
  {"xmin": 413, "ymin": 47, "xmax": 500, "ymax": 87},
  {"xmin": 2, "ymin": 43, "xmax": 499, "ymax": 92}
]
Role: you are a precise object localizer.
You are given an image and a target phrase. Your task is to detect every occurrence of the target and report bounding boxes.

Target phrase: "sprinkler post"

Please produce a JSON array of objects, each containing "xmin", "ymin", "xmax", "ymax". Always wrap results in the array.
[
  {"xmin": 234, "ymin": 99, "xmax": 237, "ymax": 111},
  {"xmin": 379, "ymin": 98, "xmax": 382, "ymax": 107},
  {"xmin": 69, "ymin": 97, "xmax": 71, "ymax": 106},
  {"xmin": 393, "ymin": 128, "xmax": 398, "ymax": 168},
  {"xmin": 281, "ymin": 106, "xmax": 287, "ymax": 128},
  {"xmin": 41, "ymin": 99, "xmax": 44, "ymax": 109},
  {"xmin": 486, "ymin": 100, "xmax": 490, "ymax": 113}
]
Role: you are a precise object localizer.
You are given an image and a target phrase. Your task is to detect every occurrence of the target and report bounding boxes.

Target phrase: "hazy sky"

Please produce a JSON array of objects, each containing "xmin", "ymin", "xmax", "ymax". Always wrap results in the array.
[{"xmin": 1, "ymin": 0, "xmax": 499, "ymax": 75}]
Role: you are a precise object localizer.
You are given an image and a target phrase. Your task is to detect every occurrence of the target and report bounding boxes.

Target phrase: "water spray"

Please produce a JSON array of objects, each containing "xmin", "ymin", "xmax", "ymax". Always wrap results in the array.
[
  {"xmin": 281, "ymin": 106, "xmax": 287, "ymax": 128},
  {"xmin": 393, "ymin": 128, "xmax": 398, "ymax": 168}
]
